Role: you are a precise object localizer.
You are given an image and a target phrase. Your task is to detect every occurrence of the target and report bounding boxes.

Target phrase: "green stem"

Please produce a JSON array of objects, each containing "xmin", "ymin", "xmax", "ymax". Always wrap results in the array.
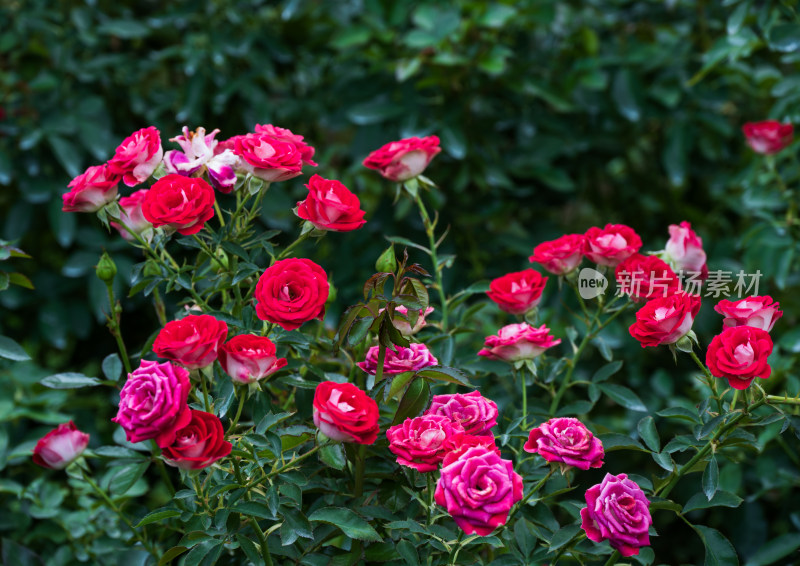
[
  {"xmin": 251, "ymin": 516, "xmax": 275, "ymax": 566},
  {"xmin": 192, "ymin": 475, "xmax": 213, "ymax": 514},
  {"xmin": 354, "ymin": 444, "xmax": 366, "ymax": 498},
  {"xmin": 276, "ymin": 229, "xmax": 313, "ymax": 261},
  {"xmin": 268, "ymin": 444, "xmax": 323, "ymax": 478},
  {"xmin": 414, "ymin": 192, "xmax": 448, "ymax": 332},
  {"xmin": 199, "ymin": 369, "xmax": 212, "ymax": 412},
  {"xmin": 374, "ymin": 343, "xmax": 387, "ymax": 386},
  {"xmin": 105, "ymin": 283, "xmax": 132, "ymax": 374},
  {"xmin": 730, "ymin": 390, "xmax": 739, "ymax": 412},
  {"xmin": 767, "ymin": 155, "xmax": 796, "ymax": 224},
  {"xmin": 152, "ymin": 287, "xmax": 168, "ymax": 326},
  {"xmin": 192, "ymin": 234, "xmax": 227, "ymax": 272},
  {"xmin": 213, "ymin": 200, "xmax": 225, "ymax": 227},
  {"xmin": 446, "ymin": 531, "xmax": 464, "ymax": 565},
  {"xmin": 149, "ymin": 440, "xmax": 175, "ymax": 496},
  {"xmin": 228, "ymin": 388, "xmax": 247, "ymax": 433},
  {"xmin": 518, "ymin": 469, "xmax": 554, "ymax": 508},
  {"xmin": 688, "ymin": 349, "xmax": 722, "ymax": 414},
  {"xmin": 426, "ymin": 472, "xmax": 435, "ymax": 526},
  {"xmin": 603, "ymin": 550, "xmax": 621, "ymax": 566},
  {"xmin": 766, "ymin": 394, "xmax": 800, "ymax": 405}
]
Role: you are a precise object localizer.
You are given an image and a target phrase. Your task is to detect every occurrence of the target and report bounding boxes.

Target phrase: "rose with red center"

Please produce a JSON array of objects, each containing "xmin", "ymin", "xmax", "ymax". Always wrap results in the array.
[
  {"xmin": 742, "ymin": 121, "xmax": 794, "ymax": 154},
  {"xmin": 435, "ymin": 445, "xmax": 523, "ymax": 536},
  {"xmin": 664, "ymin": 221, "xmax": 708, "ymax": 279},
  {"xmin": 580, "ymin": 473, "xmax": 653, "ymax": 557},
  {"xmin": 386, "ymin": 414, "xmax": 464, "ymax": 472},
  {"xmin": 615, "ymin": 253, "xmax": 681, "ymax": 302},
  {"xmin": 234, "ymin": 133, "xmax": 305, "ymax": 182},
  {"xmin": 153, "ymin": 314, "xmax": 228, "ymax": 370},
  {"xmin": 218, "ymin": 334, "xmax": 287, "ymax": 384},
  {"xmin": 478, "ymin": 323, "xmax": 561, "ymax": 362},
  {"xmin": 255, "ymin": 123, "xmax": 317, "ymax": 166},
  {"xmin": 61, "ymin": 164, "xmax": 120, "ymax": 213},
  {"xmin": 312, "ymin": 381, "xmax": 379, "ymax": 444},
  {"xmin": 629, "ymin": 293, "xmax": 701, "ymax": 348},
  {"xmin": 107, "ymin": 126, "xmax": 164, "ymax": 186},
  {"xmin": 32, "ymin": 421, "xmax": 90, "ymax": 470},
  {"xmin": 295, "ymin": 174, "xmax": 367, "ymax": 232},
  {"xmin": 141, "ymin": 174, "xmax": 216, "ymax": 236},
  {"xmin": 426, "ymin": 390, "xmax": 498, "ymax": 437},
  {"xmin": 111, "ymin": 190, "xmax": 152, "ymax": 241},
  {"xmin": 363, "ymin": 135, "xmax": 441, "ymax": 182},
  {"xmin": 529, "ymin": 233, "xmax": 585, "ymax": 275},
  {"xmin": 161, "ymin": 410, "xmax": 232, "ymax": 470},
  {"xmin": 524, "ymin": 418, "xmax": 604, "ymax": 471},
  {"xmin": 583, "ymin": 224, "xmax": 642, "ymax": 266},
  {"xmin": 254, "ymin": 258, "xmax": 329, "ymax": 331},
  {"xmin": 706, "ymin": 326, "xmax": 773, "ymax": 390},
  {"xmin": 357, "ymin": 343, "xmax": 438, "ymax": 375},
  {"xmin": 714, "ymin": 295, "xmax": 783, "ymax": 333},
  {"xmin": 112, "ymin": 360, "xmax": 192, "ymax": 447},
  {"xmin": 486, "ymin": 269, "xmax": 548, "ymax": 315}
]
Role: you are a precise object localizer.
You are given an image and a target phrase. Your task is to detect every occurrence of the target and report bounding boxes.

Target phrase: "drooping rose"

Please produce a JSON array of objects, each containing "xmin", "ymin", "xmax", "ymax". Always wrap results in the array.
[
  {"xmin": 218, "ymin": 334, "xmax": 287, "ymax": 384},
  {"xmin": 32, "ymin": 421, "xmax": 90, "ymax": 470},
  {"xmin": 141, "ymin": 174, "xmax": 216, "ymax": 235},
  {"xmin": 312, "ymin": 381, "xmax": 379, "ymax": 444},
  {"xmin": 107, "ymin": 126, "xmax": 164, "ymax": 186},
  {"xmin": 486, "ymin": 269, "xmax": 548, "ymax": 315},
  {"xmin": 357, "ymin": 343, "xmax": 438, "ymax": 375},
  {"xmin": 234, "ymin": 133, "xmax": 305, "ymax": 182},
  {"xmin": 580, "ymin": 473, "xmax": 653, "ymax": 557},
  {"xmin": 583, "ymin": 224, "xmax": 642, "ymax": 266},
  {"xmin": 295, "ymin": 174, "xmax": 367, "ymax": 232},
  {"xmin": 629, "ymin": 292, "xmax": 701, "ymax": 348},
  {"xmin": 254, "ymin": 258, "xmax": 329, "ymax": 331},
  {"xmin": 111, "ymin": 189, "xmax": 152, "ymax": 241},
  {"xmin": 153, "ymin": 314, "xmax": 228, "ymax": 370},
  {"xmin": 742, "ymin": 121, "xmax": 793, "ymax": 154},
  {"xmin": 161, "ymin": 410, "xmax": 232, "ymax": 470},
  {"xmin": 529, "ymin": 234, "xmax": 585, "ymax": 275},
  {"xmin": 425, "ymin": 390, "xmax": 498, "ymax": 437},
  {"xmin": 706, "ymin": 326, "xmax": 773, "ymax": 390},
  {"xmin": 386, "ymin": 414, "xmax": 464, "ymax": 472},
  {"xmin": 478, "ymin": 323, "xmax": 561, "ymax": 362},
  {"xmin": 363, "ymin": 136, "xmax": 441, "ymax": 182},
  {"xmin": 524, "ymin": 418, "xmax": 604, "ymax": 471},
  {"xmin": 664, "ymin": 221, "xmax": 708, "ymax": 279},
  {"xmin": 615, "ymin": 253, "xmax": 682, "ymax": 302},
  {"xmin": 254, "ymin": 123, "xmax": 317, "ymax": 166},
  {"xmin": 714, "ymin": 295, "xmax": 783, "ymax": 333},
  {"xmin": 61, "ymin": 164, "xmax": 120, "ymax": 213}
]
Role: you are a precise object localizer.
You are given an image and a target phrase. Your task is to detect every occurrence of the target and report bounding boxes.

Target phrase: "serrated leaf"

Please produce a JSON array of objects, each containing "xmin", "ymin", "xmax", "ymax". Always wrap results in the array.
[
  {"xmin": 702, "ymin": 456, "xmax": 719, "ymax": 501},
  {"xmin": 695, "ymin": 525, "xmax": 739, "ymax": 566},
  {"xmin": 657, "ymin": 407, "xmax": 700, "ymax": 423},
  {"xmin": 638, "ymin": 416, "xmax": 661, "ymax": 452},
  {"xmin": 684, "ymin": 490, "xmax": 742, "ymax": 513},
  {"xmin": 548, "ymin": 524, "xmax": 581, "ymax": 552},
  {"xmin": 597, "ymin": 433, "xmax": 647, "ymax": 452},
  {"xmin": 135, "ymin": 508, "xmax": 181, "ymax": 528},
  {"xmin": 109, "ymin": 461, "xmax": 149, "ymax": 495},
  {"xmin": 308, "ymin": 507, "xmax": 382, "ymax": 542},
  {"xmin": 415, "ymin": 366, "xmax": 470, "ymax": 387},
  {"xmin": 280, "ymin": 509, "xmax": 313, "ymax": 546},
  {"xmin": 158, "ymin": 546, "xmax": 188, "ymax": 566},
  {"xmin": 318, "ymin": 443, "xmax": 347, "ymax": 470},
  {"xmin": 232, "ymin": 501, "xmax": 277, "ymax": 520}
]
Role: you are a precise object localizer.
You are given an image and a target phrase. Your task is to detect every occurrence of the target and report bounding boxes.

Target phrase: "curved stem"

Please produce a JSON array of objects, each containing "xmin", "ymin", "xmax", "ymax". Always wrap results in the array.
[
  {"xmin": 414, "ymin": 192, "xmax": 449, "ymax": 332},
  {"xmin": 354, "ymin": 444, "xmax": 366, "ymax": 498},
  {"xmin": 518, "ymin": 468, "xmax": 554, "ymax": 508},
  {"xmin": 426, "ymin": 472, "xmax": 435, "ymax": 526},
  {"xmin": 228, "ymin": 388, "xmax": 247, "ymax": 433},
  {"xmin": 104, "ymin": 283, "xmax": 132, "ymax": 374},
  {"xmin": 446, "ymin": 531, "xmax": 464, "ymax": 565},
  {"xmin": 276, "ymin": 229, "xmax": 313, "ymax": 261},
  {"xmin": 267, "ymin": 443, "xmax": 323, "ymax": 478},
  {"xmin": 199, "ymin": 369, "xmax": 212, "ymax": 412},
  {"xmin": 213, "ymin": 200, "xmax": 225, "ymax": 227},
  {"xmin": 688, "ymin": 349, "xmax": 722, "ymax": 414},
  {"xmin": 603, "ymin": 550, "xmax": 621, "ymax": 566},
  {"xmin": 192, "ymin": 234, "xmax": 227, "ymax": 272}
]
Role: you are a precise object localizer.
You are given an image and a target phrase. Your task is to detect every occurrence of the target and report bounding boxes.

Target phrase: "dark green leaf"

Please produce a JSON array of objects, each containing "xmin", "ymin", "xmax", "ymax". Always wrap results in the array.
[
  {"xmin": 40, "ymin": 373, "xmax": 102, "ymax": 389},
  {"xmin": 548, "ymin": 524, "xmax": 581, "ymax": 552},
  {"xmin": 135, "ymin": 508, "xmax": 181, "ymax": 527},
  {"xmin": 684, "ymin": 490, "xmax": 742, "ymax": 513},
  {"xmin": 592, "ymin": 360, "xmax": 623, "ymax": 383},
  {"xmin": 319, "ymin": 443, "xmax": 347, "ymax": 470},
  {"xmin": 702, "ymin": 456, "xmax": 719, "ymax": 501},
  {"xmin": 599, "ymin": 384, "xmax": 647, "ymax": 412},
  {"xmin": 308, "ymin": 507, "xmax": 382, "ymax": 542},
  {"xmin": 695, "ymin": 525, "xmax": 739, "ymax": 566},
  {"xmin": 232, "ymin": 501, "xmax": 277, "ymax": 520},
  {"xmin": 392, "ymin": 378, "xmax": 432, "ymax": 425},
  {"xmin": 638, "ymin": 416, "xmax": 660, "ymax": 452},
  {"xmin": 109, "ymin": 462, "xmax": 149, "ymax": 495},
  {"xmin": 768, "ymin": 24, "xmax": 800, "ymax": 53},
  {"xmin": 416, "ymin": 366, "xmax": 470, "ymax": 387},
  {"xmin": 0, "ymin": 335, "xmax": 31, "ymax": 361},
  {"xmin": 744, "ymin": 533, "xmax": 800, "ymax": 566},
  {"xmin": 102, "ymin": 353, "xmax": 124, "ymax": 381}
]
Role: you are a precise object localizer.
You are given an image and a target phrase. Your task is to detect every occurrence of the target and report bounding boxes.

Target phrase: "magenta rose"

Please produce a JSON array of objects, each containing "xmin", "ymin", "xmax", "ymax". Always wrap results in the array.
[
  {"xmin": 153, "ymin": 314, "xmax": 228, "ymax": 370},
  {"xmin": 435, "ymin": 445, "xmax": 523, "ymax": 536},
  {"xmin": 615, "ymin": 253, "xmax": 682, "ymax": 302},
  {"xmin": 163, "ymin": 126, "xmax": 239, "ymax": 193},
  {"xmin": 141, "ymin": 174, "xmax": 216, "ymax": 236},
  {"xmin": 112, "ymin": 360, "xmax": 192, "ymax": 447},
  {"xmin": 61, "ymin": 164, "xmax": 120, "ymax": 213},
  {"xmin": 218, "ymin": 334, "xmax": 287, "ymax": 384},
  {"xmin": 255, "ymin": 123, "xmax": 317, "ymax": 166},
  {"xmin": 714, "ymin": 295, "xmax": 783, "ymax": 333},
  {"xmin": 446, "ymin": 434, "xmax": 501, "ymax": 460},
  {"xmin": 706, "ymin": 326, "xmax": 773, "ymax": 390},
  {"xmin": 362, "ymin": 135, "xmax": 441, "ymax": 182},
  {"xmin": 357, "ymin": 343, "xmax": 438, "ymax": 375},
  {"xmin": 486, "ymin": 269, "xmax": 548, "ymax": 315},
  {"xmin": 742, "ymin": 121, "xmax": 794, "ymax": 154},
  {"xmin": 161, "ymin": 410, "xmax": 232, "ymax": 470},
  {"xmin": 380, "ymin": 305, "xmax": 435, "ymax": 336},
  {"xmin": 295, "ymin": 174, "xmax": 367, "ymax": 232},
  {"xmin": 529, "ymin": 233, "xmax": 585, "ymax": 275},
  {"xmin": 524, "ymin": 418, "xmax": 604, "ymax": 471},
  {"xmin": 111, "ymin": 189, "xmax": 152, "ymax": 241},
  {"xmin": 629, "ymin": 292, "xmax": 701, "ymax": 348},
  {"xmin": 32, "ymin": 421, "xmax": 90, "ymax": 470},
  {"xmin": 386, "ymin": 414, "xmax": 464, "ymax": 472},
  {"xmin": 478, "ymin": 323, "xmax": 561, "ymax": 362},
  {"xmin": 426, "ymin": 390, "xmax": 499, "ymax": 437},
  {"xmin": 664, "ymin": 221, "xmax": 708, "ymax": 279},
  {"xmin": 583, "ymin": 224, "xmax": 642, "ymax": 266},
  {"xmin": 107, "ymin": 126, "xmax": 164, "ymax": 186},
  {"xmin": 254, "ymin": 258, "xmax": 329, "ymax": 331},
  {"xmin": 580, "ymin": 473, "xmax": 653, "ymax": 557},
  {"xmin": 234, "ymin": 133, "xmax": 305, "ymax": 182},
  {"xmin": 313, "ymin": 381, "xmax": 380, "ymax": 444}
]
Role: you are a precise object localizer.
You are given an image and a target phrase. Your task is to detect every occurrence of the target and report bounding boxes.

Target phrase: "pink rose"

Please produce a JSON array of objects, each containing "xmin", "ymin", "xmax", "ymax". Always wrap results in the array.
[
  {"xmin": 714, "ymin": 295, "xmax": 783, "ymax": 333},
  {"xmin": 111, "ymin": 190, "xmax": 152, "ymax": 241},
  {"xmin": 357, "ymin": 343, "xmax": 438, "ymax": 375},
  {"xmin": 529, "ymin": 233, "xmax": 585, "ymax": 275},
  {"xmin": 742, "ymin": 121, "xmax": 793, "ymax": 154},
  {"xmin": 629, "ymin": 293, "xmax": 701, "ymax": 348},
  {"xmin": 112, "ymin": 360, "xmax": 192, "ymax": 447},
  {"xmin": 615, "ymin": 253, "xmax": 682, "ymax": 302},
  {"xmin": 32, "ymin": 421, "xmax": 90, "ymax": 469},
  {"xmin": 153, "ymin": 314, "xmax": 228, "ymax": 370},
  {"xmin": 524, "ymin": 418, "xmax": 604, "ymax": 471},
  {"xmin": 426, "ymin": 390, "xmax": 498, "ymax": 437},
  {"xmin": 254, "ymin": 124, "xmax": 317, "ymax": 166},
  {"xmin": 664, "ymin": 221, "xmax": 708, "ymax": 279},
  {"xmin": 478, "ymin": 323, "xmax": 561, "ymax": 362},
  {"xmin": 61, "ymin": 164, "xmax": 120, "ymax": 213},
  {"xmin": 107, "ymin": 126, "xmax": 164, "ymax": 186},
  {"xmin": 580, "ymin": 473, "xmax": 653, "ymax": 557},
  {"xmin": 218, "ymin": 334, "xmax": 287, "ymax": 384},
  {"xmin": 486, "ymin": 269, "xmax": 548, "ymax": 315},
  {"xmin": 706, "ymin": 326, "xmax": 773, "ymax": 390},
  {"xmin": 234, "ymin": 133, "xmax": 305, "ymax": 182},
  {"xmin": 362, "ymin": 135, "xmax": 441, "ymax": 182},
  {"xmin": 163, "ymin": 126, "xmax": 239, "ymax": 193},
  {"xmin": 446, "ymin": 434, "xmax": 501, "ymax": 460},
  {"xmin": 295, "ymin": 174, "xmax": 367, "ymax": 232},
  {"xmin": 379, "ymin": 305, "xmax": 434, "ymax": 336},
  {"xmin": 435, "ymin": 445, "xmax": 523, "ymax": 536},
  {"xmin": 386, "ymin": 414, "xmax": 464, "ymax": 472},
  {"xmin": 583, "ymin": 224, "xmax": 642, "ymax": 266},
  {"xmin": 313, "ymin": 381, "xmax": 380, "ymax": 444}
]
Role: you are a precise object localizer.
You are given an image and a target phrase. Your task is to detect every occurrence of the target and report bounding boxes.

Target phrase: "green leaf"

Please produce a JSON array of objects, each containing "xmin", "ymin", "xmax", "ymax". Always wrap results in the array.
[
  {"xmin": 109, "ymin": 462, "xmax": 149, "ymax": 495},
  {"xmin": 280, "ymin": 509, "xmax": 314, "ymax": 546},
  {"xmin": 232, "ymin": 501, "xmax": 276, "ymax": 520},
  {"xmin": 599, "ymin": 384, "xmax": 647, "ymax": 412},
  {"xmin": 415, "ymin": 366, "xmax": 470, "ymax": 387},
  {"xmin": 596, "ymin": 433, "xmax": 647, "ymax": 452},
  {"xmin": 638, "ymin": 416, "xmax": 660, "ymax": 452},
  {"xmin": 613, "ymin": 69, "xmax": 641, "ymax": 122},
  {"xmin": 548, "ymin": 524, "xmax": 581, "ymax": 552},
  {"xmin": 726, "ymin": 2, "xmax": 748, "ymax": 35},
  {"xmin": 96, "ymin": 19, "xmax": 151, "ymax": 39},
  {"xmin": 648, "ymin": 497, "xmax": 682, "ymax": 513},
  {"xmin": 235, "ymin": 535, "xmax": 262, "ymax": 566},
  {"xmin": 182, "ymin": 540, "xmax": 218, "ymax": 566},
  {"xmin": 768, "ymin": 24, "xmax": 800, "ymax": 53},
  {"xmin": 0, "ymin": 335, "xmax": 31, "ymax": 361},
  {"xmin": 8, "ymin": 272, "xmax": 34, "ymax": 289},
  {"xmin": 657, "ymin": 407, "xmax": 700, "ymax": 423},
  {"xmin": 396, "ymin": 539, "xmax": 420, "ymax": 566},
  {"xmin": 40, "ymin": 373, "xmax": 102, "ymax": 389},
  {"xmin": 135, "ymin": 508, "xmax": 181, "ymax": 528},
  {"xmin": 158, "ymin": 546, "xmax": 188, "ymax": 566},
  {"xmin": 592, "ymin": 360, "xmax": 623, "ymax": 383},
  {"xmin": 392, "ymin": 378, "xmax": 432, "ymax": 425},
  {"xmin": 684, "ymin": 490, "xmax": 742, "ymax": 513},
  {"xmin": 695, "ymin": 525, "xmax": 739, "ymax": 566},
  {"xmin": 319, "ymin": 443, "xmax": 347, "ymax": 470},
  {"xmin": 702, "ymin": 456, "xmax": 719, "ymax": 501},
  {"xmin": 308, "ymin": 507, "xmax": 382, "ymax": 542},
  {"xmin": 102, "ymin": 353, "xmax": 124, "ymax": 381},
  {"xmin": 0, "ymin": 271, "xmax": 8, "ymax": 291},
  {"xmin": 48, "ymin": 135, "xmax": 83, "ymax": 177},
  {"xmin": 744, "ymin": 533, "xmax": 800, "ymax": 566}
]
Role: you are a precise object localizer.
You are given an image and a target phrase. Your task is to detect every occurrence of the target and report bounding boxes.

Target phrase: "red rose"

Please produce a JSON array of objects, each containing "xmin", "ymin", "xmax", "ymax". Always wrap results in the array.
[
  {"xmin": 218, "ymin": 334, "xmax": 287, "ymax": 384},
  {"xmin": 61, "ymin": 164, "xmax": 120, "ymax": 213},
  {"xmin": 529, "ymin": 233, "xmax": 584, "ymax": 275},
  {"xmin": 107, "ymin": 126, "xmax": 164, "ymax": 186},
  {"xmin": 153, "ymin": 314, "xmax": 228, "ymax": 370},
  {"xmin": 234, "ymin": 133, "xmax": 305, "ymax": 182},
  {"xmin": 254, "ymin": 124, "xmax": 318, "ymax": 166},
  {"xmin": 583, "ymin": 224, "xmax": 642, "ymax": 266},
  {"xmin": 313, "ymin": 381, "xmax": 379, "ymax": 444},
  {"xmin": 486, "ymin": 269, "xmax": 547, "ymax": 315},
  {"xmin": 254, "ymin": 258, "xmax": 329, "ymax": 331},
  {"xmin": 714, "ymin": 295, "xmax": 783, "ymax": 333},
  {"xmin": 142, "ymin": 174, "xmax": 216, "ymax": 235},
  {"xmin": 363, "ymin": 136, "xmax": 441, "ymax": 182},
  {"xmin": 295, "ymin": 174, "xmax": 367, "ymax": 232},
  {"xmin": 742, "ymin": 121, "xmax": 793, "ymax": 154},
  {"xmin": 32, "ymin": 421, "xmax": 90, "ymax": 469},
  {"xmin": 386, "ymin": 415, "xmax": 465, "ymax": 473},
  {"xmin": 706, "ymin": 326, "xmax": 773, "ymax": 390},
  {"xmin": 629, "ymin": 293, "xmax": 701, "ymax": 348},
  {"xmin": 615, "ymin": 254, "xmax": 681, "ymax": 302},
  {"xmin": 161, "ymin": 410, "xmax": 232, "ymax": 470}
]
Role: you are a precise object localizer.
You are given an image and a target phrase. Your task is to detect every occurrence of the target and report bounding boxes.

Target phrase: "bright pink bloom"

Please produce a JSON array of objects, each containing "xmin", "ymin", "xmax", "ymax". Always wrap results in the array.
[
  {"xmin": 742, "ymin": 121, "xmax": 793, "ymax": 154},
  {"xmin": 313, "ymin": 381, "xmax": 379, "ymax": 444},
  {"xmin": 615, "ymin": 254, "xmax": 682, "ymax": 302},
  {"xmin": 32, "ymin": 421, "xmax": 90, "ymax": 469},
  {"xmin": 629, "ymin": 293, "xmax": 701, "ymax": 348},
  {"xmin": 706, "ymin": 326, "xmax": 773, "ymax": 390},
  {"xmin": 296, "ymin": 174, "xmax": 366, "ymax": 231},
  {"xmin": 664, "ymin": 221, "xmax": 708, "ymax": 279},
  {"xmin": 426, "ymin": 390, "xmax": 498, "ymax": 437},
  {"xmin": 107, "ymin": 126, "xmax": 164, "ymax": 186},
  {"xmin": 714, "ymin": 295, "xmax": 783, "ymax": 332},
  {"xmin": 363, "ymin": 136, "xmax": 441, "ymax": 182},
  {"xmin": 61, "ymin": 164, "xmax": 120, "ymax": 212},
  {"xmin": 486, "ymin": 269, "xmax": 548, "ymax": 315},
  {"xmin": 357, "ymin": 343, "xmax": 438, "ymax": 375},
  {"xmin": 111, "ymin": 189, "xmax": 152, "ymax": 240},
  {"xmin": 218, "ymin": 334, "xmax": 287, "ymax": 384},
  {"xmin": 234, "ymin": 133, "xmax": 305, "ymax": 182},
  {"xmin": 386, "ymin": 414, "xmax": 464, "ymax": 472},
  {"xmin": 161, "ymin": 410, "xmax": 232, "ymax": 470},
  {"xmin": 524, "ymin": 418, "xmax": 604, "ymax": 471},
  {"xmin": 478, "ymin": 323, "xmax": 561, "ymax": 361},
  {"xmin": 254, "ymin": 124, "xmax": 317, "ymax": 166},
  {"xmin": 153, "ymin": 314, "xmax": 228, "ymax": 370}
]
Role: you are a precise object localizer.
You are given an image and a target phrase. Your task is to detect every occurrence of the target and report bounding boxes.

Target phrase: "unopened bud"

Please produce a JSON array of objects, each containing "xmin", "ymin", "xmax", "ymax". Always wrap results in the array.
[
  {"xmin": 375, "ymin": 245, "xmax": 396, "ymax": 273},
  {"xmin": 95, "ymin": 252, "xmax": 117, "ymax": 283}
]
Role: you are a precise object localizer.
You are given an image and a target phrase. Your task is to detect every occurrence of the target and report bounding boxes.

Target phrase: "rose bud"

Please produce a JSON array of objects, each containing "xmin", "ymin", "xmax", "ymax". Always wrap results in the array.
[
  {"xmin": 386, "ymin": 414, "xmax": 464, "ymax": 472},
  {"xmin": 714, "ymin": 295, "xmax": 783, "ymax": 333},
  {"xmin": 583, "ymin": 224, "xmax": 642, "ymax": 267},
  {"xmin": 615, "ymin": 253, "xmax": 682, "ymax": 302},
  {"xmin": 435, "ymin": 445, "xmax": 523, "ymax": 536},
  {"xmin": 357, "ymin": 343, "xmax": 438, "ymax": 375},
  {"xmin": 153, "ymin": 314, "xmax": 228, "ymax": 370},
  {"xmin": 629, "ymin": 292, "xmax": 701, "ymax": 348},
  {"xmin": 664, "ymin": 221, "xmax": 708, "ymax": 279},
  {"xmin": 141, "ymin": 174, "xmax": 216, "ymax": 236},
  {"xmin": 161, "ymin": 410, "xmax": 232, "ymax": 470},
  {"xmin": 362, "ymin": 135, "xmax": 441, "ymax": 182},
  {"xmin": 529, "ymin": 233, "xmax": 585, "ymax": 275},
  {"xmin": 425, "ymin": 390, "xmax": 498, "ymax": 437},
  {"xmin": 254, "ymin": 258, "xmax": 329, "ymax": 331},
  {"xmin": 486, "ymin": 269, "xmax": 548, "ymax": 315},
  {"xmin": 312, "ymin": 381, "xmax": 379, "ymax": 444},
  {"xmin": 379, "ymin": 305, "xmax": 434, "ymax": 336},
  {"xmin": 706, "ymin": 326, "xmax": 773, "ymax": 390},
  {"xmin": 524, "ymin": 418, "xmax": 604, "ymax": 471},
  {"xmin": 295, "ymin": 174, "xmax": 367, "ymax": 232},
  {"xmin": 61, "ymin": 164, "xmax": 120, "ymax": 213},
  {"xmin": 580, "ymin": 473, "xmax": 653, "ymax": 557},
  {"xmin": 107, "ymin": 126, "xmax": 164, "ymax": 186},
  {"xmin": 32, "ymin": 421, "xmax": 90, "ymax": 470},
  {"xmin": 234, "ymin": 133, "xmax": 306, "ymax": 182},
  {"xmin": 742, "ymin": 120, "xmax": 793, "ymax": 154},
  {"xmin": 254, "ymin": 123, "xmax": 317, "ymax": 166},
  {"xmin": 218, "ymin": 334, "xmax": 287, "ymax": 385},
  {"xmin": 478, "ymin": 323, "xmax": 561, "ymax": 362}
]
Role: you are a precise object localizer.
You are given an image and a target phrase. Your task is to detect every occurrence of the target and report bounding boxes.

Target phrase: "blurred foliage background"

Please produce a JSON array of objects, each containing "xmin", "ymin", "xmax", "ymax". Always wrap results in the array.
[{"xmin": 2, "ymin": 0, "xmax": 800, "ymax": 563}]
